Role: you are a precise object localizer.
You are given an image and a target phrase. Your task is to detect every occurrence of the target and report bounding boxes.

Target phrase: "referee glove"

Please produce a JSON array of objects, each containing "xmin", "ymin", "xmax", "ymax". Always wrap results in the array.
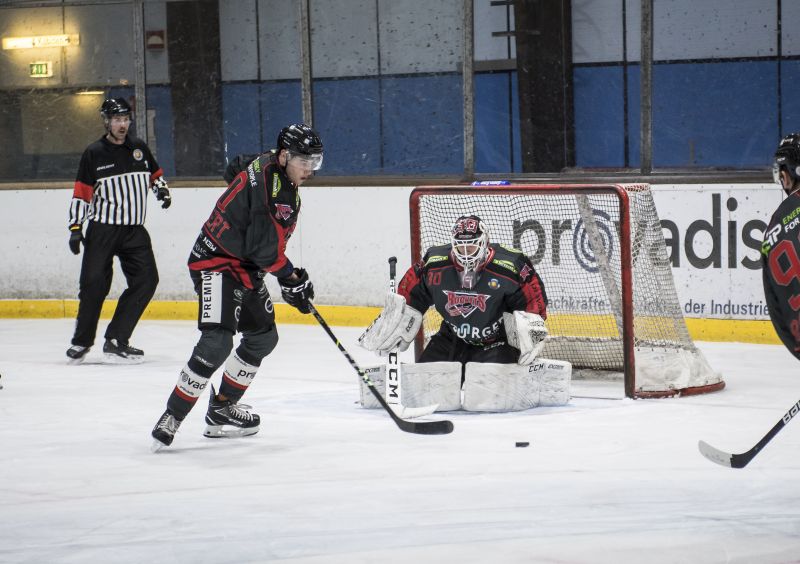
[
  {"xmin": 68, "ymin": 225, "xmax": 83, "ymax": 255},
  {"xmin": 154, "ymin": 178, "xmax": 172, "ymax": 209}
]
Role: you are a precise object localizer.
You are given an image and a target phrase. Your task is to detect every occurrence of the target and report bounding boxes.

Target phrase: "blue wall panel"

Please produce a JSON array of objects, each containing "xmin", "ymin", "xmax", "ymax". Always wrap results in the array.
[
  {"xmin": 259, "ymin": 81, "xmax": 303, "ymax": 151},
  {"xmin": 146, "ymin": 86, "xmax": 175, "ymax": 177},
  {"xmin": 573, "ymin": 66, "xmax": 625, "ymax": 167},
  {"xmin": 380, "ymin": 74, "xmax": 463, "ymax": 174},
  {"xmin": 313, "ymin": 78, "xmax": 381, "ymax": 175},
  {"xmin": 651, "ymin": 61, "xmax": 777, "ymax": 167},
  {"xmin": 221, "ymin": 83, "xmax": 261, "ymax": 164},
  {"xmin": 782, "ymin": 60, "xmax": 800, "ymax": 136},
  {"xmin": 475, "ymin": 72, "xmax": 513, "ymax": 173}
]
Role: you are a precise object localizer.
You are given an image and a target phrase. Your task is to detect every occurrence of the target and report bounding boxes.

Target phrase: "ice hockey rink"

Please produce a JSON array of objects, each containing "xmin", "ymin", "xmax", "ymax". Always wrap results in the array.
[{"xmin": 1, "ymin": 318, "xmax": 799, "ymax": 564}]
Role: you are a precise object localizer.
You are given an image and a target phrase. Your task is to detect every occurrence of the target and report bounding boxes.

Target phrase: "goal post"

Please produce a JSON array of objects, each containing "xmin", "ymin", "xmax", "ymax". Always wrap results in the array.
[{"xmin": 409, "ymin": 183, "xmax": 725, "ymax": 399}]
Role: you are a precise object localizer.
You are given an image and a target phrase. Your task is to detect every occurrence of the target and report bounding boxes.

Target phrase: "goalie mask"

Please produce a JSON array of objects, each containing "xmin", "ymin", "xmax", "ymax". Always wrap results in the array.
[{"xmin": 451, "ymin": 215, "xmax": 489, "ymax": 289}]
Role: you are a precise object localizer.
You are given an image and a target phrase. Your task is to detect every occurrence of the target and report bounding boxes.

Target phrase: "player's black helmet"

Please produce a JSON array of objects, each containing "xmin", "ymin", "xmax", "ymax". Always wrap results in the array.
[
  {"xmin": 277, "ymin": 124, "xmax": 323, "ymax": 154},
  {"xmin": 773, "ymin": 133, "xmax": 800, "ymax": 185},
  {"xmin": 277, "ymin": 123, "xmax": 324, "ymax": 171},
  {"xmin": 100, "ymin": 98, "xmax": 132, "ymax": 119}
]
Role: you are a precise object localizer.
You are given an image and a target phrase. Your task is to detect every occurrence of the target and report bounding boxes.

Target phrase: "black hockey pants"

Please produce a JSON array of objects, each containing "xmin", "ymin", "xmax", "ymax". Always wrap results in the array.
[{"xmin": 71, "ymin": 222, "xmax": 158, "ymax": 347}]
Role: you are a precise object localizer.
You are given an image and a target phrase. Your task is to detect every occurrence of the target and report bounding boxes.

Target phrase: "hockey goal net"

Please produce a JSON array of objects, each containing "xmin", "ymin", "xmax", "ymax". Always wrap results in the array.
[{"xmin": 409, "ymin": 184, "xmax": 724, "ymax": 399}]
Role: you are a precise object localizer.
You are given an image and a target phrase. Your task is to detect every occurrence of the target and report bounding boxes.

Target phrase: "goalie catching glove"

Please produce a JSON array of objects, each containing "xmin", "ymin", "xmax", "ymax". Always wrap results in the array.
[
  {"xmin": 503, "ymin": 310, "xmax": 548, "ymax": 365},
  {"xmin": 358, "ymin": 291, "xmax": 423, "ymax": 354},
  {"xmin": 278, "ymin": 268, "xmax": 314, "ymax": 314}
]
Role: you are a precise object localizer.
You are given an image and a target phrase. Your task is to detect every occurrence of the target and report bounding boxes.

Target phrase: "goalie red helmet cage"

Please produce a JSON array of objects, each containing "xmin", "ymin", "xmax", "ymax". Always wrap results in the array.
[{"xmin": 409, "ymin": 183, "xmax": 725, "ymax": 399}]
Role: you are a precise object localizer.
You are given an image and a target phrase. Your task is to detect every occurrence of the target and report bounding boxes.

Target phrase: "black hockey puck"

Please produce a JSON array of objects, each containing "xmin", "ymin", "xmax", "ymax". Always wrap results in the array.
[{"xmin": 515, "ymin": 441, "xmax": 529, "ymax": 448}]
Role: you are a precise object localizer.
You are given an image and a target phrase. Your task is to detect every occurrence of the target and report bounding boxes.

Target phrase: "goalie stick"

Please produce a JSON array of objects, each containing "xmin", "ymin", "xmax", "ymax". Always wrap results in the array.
[
  {"xmin": 385, "ymin": 256, "xmax": 405, "ymax": 410},
  {"xmin": 698, "ymin": 398, "xmax": 800, "ymax": 468},
  {"xmin": 309, "ymin": 303, "xmax": 454, "ymax": 435}
]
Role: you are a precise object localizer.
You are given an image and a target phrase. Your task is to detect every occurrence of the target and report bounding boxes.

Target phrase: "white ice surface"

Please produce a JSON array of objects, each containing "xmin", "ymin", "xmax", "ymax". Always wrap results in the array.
[{"xmin": 1, "ymin": 319, "xmax": 799, "ymax": 564}]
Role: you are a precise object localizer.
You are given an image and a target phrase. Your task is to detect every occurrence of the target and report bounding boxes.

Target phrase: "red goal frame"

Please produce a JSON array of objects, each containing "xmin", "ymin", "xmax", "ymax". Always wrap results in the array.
[{"xmin": 409, "ymin": 184, "xmax": 725, "ymax": 399}]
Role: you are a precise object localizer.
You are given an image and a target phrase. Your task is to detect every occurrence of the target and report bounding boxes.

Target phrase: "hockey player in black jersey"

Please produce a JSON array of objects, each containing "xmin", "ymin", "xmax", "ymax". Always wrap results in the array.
[
  {"xmin": 360, "ymin": 215, "xmax": 549, "ymax": 367},
  {"xmin": 151, "ymin": 124, "xmax": 322, "ymax": 450},
  {"xmin": 763, "ymin": 133, "xmax": 800, "ymax": 360},
  {"xmin": 66, "ymin": 98, "xmax": 171, "ymax": 364}
]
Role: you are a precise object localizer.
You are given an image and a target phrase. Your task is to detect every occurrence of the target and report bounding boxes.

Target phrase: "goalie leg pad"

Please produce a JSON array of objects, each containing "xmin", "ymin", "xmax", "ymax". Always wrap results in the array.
[
  {"xmin": 530, "ymin": 358, "xmax": 572, "ymax": 406},
  {"xmin": 358, "ymin": 365, "xmax": 385, "ymax": 409},
  {"xmin": 399, "ymin": 361, "xmax": 462, "ymax": 412},
  {"xmin": 463, "ymin": 362, "xmax": 540, "ymax": 412},
  {"xmin": 462, "ymin": 359, "xmax": 572, "ymax": 411}
]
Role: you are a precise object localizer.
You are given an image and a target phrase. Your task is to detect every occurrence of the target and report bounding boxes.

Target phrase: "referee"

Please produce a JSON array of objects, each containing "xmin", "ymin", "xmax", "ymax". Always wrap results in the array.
[{"xmin": 66, "ymin": 98, "xmax": 172, "ymax": 364}]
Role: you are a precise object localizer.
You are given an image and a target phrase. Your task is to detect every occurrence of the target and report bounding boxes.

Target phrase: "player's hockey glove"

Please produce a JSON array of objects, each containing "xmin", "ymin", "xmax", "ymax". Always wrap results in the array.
[
  {"xmin": 154, "ymin": 177, "xmax": 171, "ymax": 209},
  {"xmin": 278, "ymin": 268, "xmax": 314, "ymax": 314},
  {"xmin": 68, "ymin": 225, "xmax": 83, "ymax": 255}
]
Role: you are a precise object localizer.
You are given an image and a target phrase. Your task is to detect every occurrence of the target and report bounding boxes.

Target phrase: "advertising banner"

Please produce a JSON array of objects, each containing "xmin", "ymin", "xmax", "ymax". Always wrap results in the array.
[{"xmin": 653, "ymin": 184, "xmax": 780, "ymax": 320}]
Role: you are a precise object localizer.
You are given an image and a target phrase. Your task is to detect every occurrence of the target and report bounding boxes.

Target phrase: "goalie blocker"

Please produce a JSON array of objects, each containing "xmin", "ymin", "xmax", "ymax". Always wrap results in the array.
[{"xmin": 358, "ymin": 359, "xmax": 570, "ymax": 412}]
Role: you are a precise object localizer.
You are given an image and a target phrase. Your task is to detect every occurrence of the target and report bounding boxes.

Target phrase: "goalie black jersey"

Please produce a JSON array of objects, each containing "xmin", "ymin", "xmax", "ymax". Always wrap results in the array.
[
  {"xmin": 398, "ymin": 243, "xmax": 548, "ymax": 346},
  {"xmin": 762, "ymin": 192, "xmax": 800, "ymax": 360}
]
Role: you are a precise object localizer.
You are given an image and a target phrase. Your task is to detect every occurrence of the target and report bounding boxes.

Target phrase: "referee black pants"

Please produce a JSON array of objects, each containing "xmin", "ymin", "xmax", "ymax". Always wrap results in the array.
[{"xmin": 71, "ymin": 222, "xmax": 159, "ymax": 347}]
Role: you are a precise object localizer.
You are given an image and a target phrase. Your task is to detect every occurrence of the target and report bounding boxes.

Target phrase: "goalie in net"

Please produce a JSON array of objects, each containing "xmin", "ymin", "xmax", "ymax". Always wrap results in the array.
[{"xmin": 358, "ymin": 215, "xmax": 571, "ymax": 412}]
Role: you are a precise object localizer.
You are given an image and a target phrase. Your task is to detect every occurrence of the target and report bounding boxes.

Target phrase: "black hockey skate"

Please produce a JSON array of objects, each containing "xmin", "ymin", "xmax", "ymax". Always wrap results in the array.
[
  {"xmin": 151, "ymin": 410, "xmax": 182, "ymax": 452},
  {"xmin": 66, "ymin": 345, "xmax": 90, "ymax": 364},
  {"xmin": 203, "ymin": 385, "xmax": 260, "ymax": 439},
  {"xmin": 103, "ymin": 339, "xmax": 144, "ymax": 364}
]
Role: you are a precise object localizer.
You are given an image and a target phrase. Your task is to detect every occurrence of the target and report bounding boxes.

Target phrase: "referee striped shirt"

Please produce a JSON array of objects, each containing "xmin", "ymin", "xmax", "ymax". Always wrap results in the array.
[{"xmin": 69, "ymin": 135, "xmax": 164, "ymax": 227}]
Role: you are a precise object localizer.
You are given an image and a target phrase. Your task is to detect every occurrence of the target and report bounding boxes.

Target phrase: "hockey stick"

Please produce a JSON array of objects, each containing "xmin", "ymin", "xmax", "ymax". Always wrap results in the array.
[
  {"xmin": 698, "ymin": 398, "xmax": 800, "ymax": 468},
  {"xmin": 385, "ymin": 256, "xmax": 405, "ymax": 410},
  {"xmin": 309, "ymin": 304, "xmax": 454, "ymax": 435}
]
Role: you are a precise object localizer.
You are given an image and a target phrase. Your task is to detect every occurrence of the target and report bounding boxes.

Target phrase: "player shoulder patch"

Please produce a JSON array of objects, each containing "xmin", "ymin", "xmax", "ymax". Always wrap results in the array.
[
  {"xmin": 272, "ymin": 173, "xmax": 281, "ymax": 197},
  {"xmin": 424, "ymin": 254, "xmax": 449, "ymax": 266},
  {"xmin": 491, "ymin": 258, "xmax": 518, "ymax": 274}
]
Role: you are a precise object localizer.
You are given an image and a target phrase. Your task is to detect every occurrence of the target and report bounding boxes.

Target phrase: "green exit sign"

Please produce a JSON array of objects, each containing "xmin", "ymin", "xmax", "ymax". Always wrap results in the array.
[{"xmin": 29, "ymin": 61, "xmax": 53, "ymax": 78}]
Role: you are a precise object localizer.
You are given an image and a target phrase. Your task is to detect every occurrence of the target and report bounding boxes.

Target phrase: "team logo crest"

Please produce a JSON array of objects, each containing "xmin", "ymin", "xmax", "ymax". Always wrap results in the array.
[
  {"xmin": 443, "ymin": 290, "xmax": 490, "ymax": 318},
  {"xmin": 275, "ymin": 203, "xmax": 293, "ymax": 220},
  {"xmin": 132, "ymin": 149, "xmax": 144, "ymax": 161},
  {"xmin": 519, "ymin": 264, "xmax": 532, "ymax": 281},
  {"xmin": 488, "ymin": 278, "xmax": 499, "ymax": 289}
]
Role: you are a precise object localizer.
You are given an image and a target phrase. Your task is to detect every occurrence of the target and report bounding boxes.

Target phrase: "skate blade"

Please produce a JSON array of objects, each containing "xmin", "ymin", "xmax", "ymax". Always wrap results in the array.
[
  {"xmin": 203, "ymin": 424, "xmax": 260, "ymax": 439},
  {"xmin": 151, "ymin": 439, "xmax": 168, "ymax": 453},
  {"xmin": 104, "ymin": 353, "xmax": 144, "ymax": 365},
  {"xmin": 67, "ymin": 356, "xmax": 87, "ymax": 365}
]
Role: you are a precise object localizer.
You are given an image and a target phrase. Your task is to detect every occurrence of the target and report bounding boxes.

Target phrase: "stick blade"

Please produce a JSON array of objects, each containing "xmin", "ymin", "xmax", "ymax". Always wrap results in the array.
[
  {"xmin": 698, "ymin": 439, "xmax": 738, "ymax": 468},
  {"xmin": 400, "ymin": 419, "xmax": 454, "ymax": 435}
]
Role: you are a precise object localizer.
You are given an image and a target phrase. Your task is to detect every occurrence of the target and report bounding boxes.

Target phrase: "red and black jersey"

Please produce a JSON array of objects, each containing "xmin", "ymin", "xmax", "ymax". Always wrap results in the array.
[
  {"xmin": 762, "ymin": 192, "xmax": 800, "ymax": 360},
  {"xmin": 188, "ymin": 151, "xmax": 299, "ymax": 290},
  {"xmin": 69, "ymin": 135, "xmax": 164, "ymax": 226},
  {"xmin": 398, "ymin": 243, "xmax": 548, "ymax": 346}
]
